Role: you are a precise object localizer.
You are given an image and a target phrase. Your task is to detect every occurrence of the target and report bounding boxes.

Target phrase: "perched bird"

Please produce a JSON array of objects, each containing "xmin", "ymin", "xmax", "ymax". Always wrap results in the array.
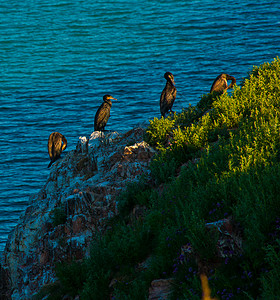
[
  {"xmin": 160, "ymin": 72, "xmax": 177, "ymax": 117},
  {"xmin": 48, "ymin": 132, "xmax": 67, "ymax": 168},
  {"xmin": 94, "ymin": 94, "xmax": 117, "ymax": 131},
  {"xmin": 210, "ymin": 73, "xmax": 236, "ymax": 94}
]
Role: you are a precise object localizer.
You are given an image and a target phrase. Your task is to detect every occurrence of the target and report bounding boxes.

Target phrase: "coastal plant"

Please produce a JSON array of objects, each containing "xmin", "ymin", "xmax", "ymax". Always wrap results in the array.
[
  {"xmin": 51, "ymin": 204, "xmax": 67, "ymax": 226},
  {"xmin": 144, "ymin": 114, "xmax": 176, "ymax": 148},
  {"xmin": 32, "ymin": 282, "xmax": 65, "ymax": 300},
  {"xmin": 81, "ymin": 221, "xmax": 154, "ymax": 299},
  {"xmin": 112, "ymin": 279, "xmax": 149, "ymax": 300},
  {"xmin": 149, "ymin": 156, "xmax": 178, "ymax": 184},
  {"xmin": 55, "ymin": 261, "xmax": 87, "ymax": 297},
  {"xmin": 116, "ymin": 174, "xmax": 152, "ymax": 217},
  {"xmin": 260, "ymin": 237, "xmax": 280, "ymax": 298},
  {"xmin": 51, "ymin": 58, "xmax": 280, "ymax": 299},
  {"xmin": 174, "ymin": 103, "xmax": 204, "ymax": 127}
]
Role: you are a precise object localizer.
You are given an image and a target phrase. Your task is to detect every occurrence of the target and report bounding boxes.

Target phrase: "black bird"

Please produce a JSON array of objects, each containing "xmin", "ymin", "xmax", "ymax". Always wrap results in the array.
[
  {"xmin": 48, "ymin": 132, "xmax": 67, "ymax": 168},
  {"xmin": 94, "ymin": 94, "xmax": 117, "ymax": 131},
  {"xmin": 160, "ymin": 72, "xmax": 177, "ymax": 117},
  {"xmin": 210, "ymin": 73, "xmax": 236, "ymax": 94}
]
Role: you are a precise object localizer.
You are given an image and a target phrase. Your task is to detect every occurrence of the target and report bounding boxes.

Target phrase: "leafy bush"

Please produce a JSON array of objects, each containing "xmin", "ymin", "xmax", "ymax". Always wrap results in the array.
[
  {"xmin": 116, "ymin": 175, "xmax": 152, "ymax": 216},
  {"xmin": 260, "ymin": 237, "xmax": 280, "ymax": 299},
  {"xmin": 56, "ymin": 261, "xmax": 87, "ymax": 297},
  {"xmin": 52, "ymin": 204, "xmax": 67, "ymax": 227},
  {"xmin": 144, "ymin": 114, "xmax": 176, "ymax": 148}
]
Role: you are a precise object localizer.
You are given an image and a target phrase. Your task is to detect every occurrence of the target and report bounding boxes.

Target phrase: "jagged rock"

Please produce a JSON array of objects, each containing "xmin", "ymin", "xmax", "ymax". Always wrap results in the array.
[
  {"xmin": 148, "ymin": 279, "xmax": 174, "ymax": 300},
  {"xmin": 205, "ymin": 217, "xmax": 243, "ymax": 258},
  {"xmin": 1, "ymin": 127, "xmax": 155, "ymax": 299},
  {"xmin": 179, "ymin": 217, "xmax": 243, "ymax": 275}
]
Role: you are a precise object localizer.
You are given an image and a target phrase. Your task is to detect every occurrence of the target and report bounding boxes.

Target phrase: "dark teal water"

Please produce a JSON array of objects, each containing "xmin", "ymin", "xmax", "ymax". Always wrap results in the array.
[{"xmin": 0, "ymin": 0, "xmax": 279, "ymax": 252}]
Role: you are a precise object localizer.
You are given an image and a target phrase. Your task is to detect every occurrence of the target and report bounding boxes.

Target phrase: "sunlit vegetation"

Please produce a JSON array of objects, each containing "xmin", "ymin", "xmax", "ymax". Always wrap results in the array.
[{"xmin": 36, "ymin": 58, "xmax": 280, "ymax": 299}]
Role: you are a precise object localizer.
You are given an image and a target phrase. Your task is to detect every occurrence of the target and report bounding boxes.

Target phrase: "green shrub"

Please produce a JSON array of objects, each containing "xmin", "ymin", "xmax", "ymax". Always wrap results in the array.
[
  {"xmin": 149, "ymin": 156, "xmax": 178, "ymax": 184},
  {"xmin": 52, "ymin": 205, "xmax": 67, "ymax": 226},
  {"xmin": 261, "ymin": 238, "xmax": 280, "ymax": 298},
  {"xmin": 32, "ymin": 282, "xmax": 64, "ymax": 300},
  {"xmin": 144, "ymin": 114, "xmax": 176, "ymax": 147},
  {"xmin": 81, "ymin": 221, "xmax": 154, "ymax": 299},
  {"xmin": 55, "ymin": 261, "xmax": 87, "ymax": 297},
  {"xmin": 117, "ymin": 175, "xmax": 152, "ymax": 216}
]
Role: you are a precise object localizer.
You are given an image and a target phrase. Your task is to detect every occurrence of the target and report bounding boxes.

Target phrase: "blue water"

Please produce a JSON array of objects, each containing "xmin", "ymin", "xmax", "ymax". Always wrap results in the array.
[{"xmin": 0, "ymin": 0, "xmax": 279, "ymax": 253}]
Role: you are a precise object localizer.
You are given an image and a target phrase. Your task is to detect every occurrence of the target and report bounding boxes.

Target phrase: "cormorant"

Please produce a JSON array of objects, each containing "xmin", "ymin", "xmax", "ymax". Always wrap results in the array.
[
  {"xmin": 94, "ymin": 94, "xmax": 117, "ymax": 131},
  {"xmin": 160, "ymin": 72, "xmax": 177, "ymax": 117},
  {"xmin": 210, "ymin": 73, "xmax": 236, "ymax": 94},
  {"xmin": 48, "ymin": 132, "xmax": 67, "ymax": 168}
]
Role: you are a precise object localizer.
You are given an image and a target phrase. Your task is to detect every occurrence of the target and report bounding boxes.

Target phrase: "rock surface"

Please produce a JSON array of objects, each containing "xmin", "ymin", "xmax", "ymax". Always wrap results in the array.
[
  {"xmin": 148, "ymin": 279, "xmax": 174, "ymax": 300},
  {"xmin": 1, "ymin": 127, "xmax": 155, "ymax": 300}
]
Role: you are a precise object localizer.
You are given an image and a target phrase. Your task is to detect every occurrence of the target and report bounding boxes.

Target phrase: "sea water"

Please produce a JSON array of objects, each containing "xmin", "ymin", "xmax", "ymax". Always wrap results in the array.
[{"xmin": 0, "ymin": 0, "xmax": 279, "ymax": 253}]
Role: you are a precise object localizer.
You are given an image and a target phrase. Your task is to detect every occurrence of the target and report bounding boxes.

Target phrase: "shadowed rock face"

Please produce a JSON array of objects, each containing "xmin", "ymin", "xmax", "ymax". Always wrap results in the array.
[
  {"xmin": 0, "ymin": 263, "xmax": 10, "ymax": 300},
  {"xmin": 1, "ymin": 127, "xmax": 156, "ymax": 299}
]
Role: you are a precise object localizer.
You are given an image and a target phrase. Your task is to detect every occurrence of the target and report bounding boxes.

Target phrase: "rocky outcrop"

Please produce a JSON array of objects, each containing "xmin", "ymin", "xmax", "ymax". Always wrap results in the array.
[
  {"xmin": 1, "ymin": 128, "xmax": 156, "ymax": 300},
  {"xmin": 148, "ymin": 279, "xmax": 174, "ymax": 300}
]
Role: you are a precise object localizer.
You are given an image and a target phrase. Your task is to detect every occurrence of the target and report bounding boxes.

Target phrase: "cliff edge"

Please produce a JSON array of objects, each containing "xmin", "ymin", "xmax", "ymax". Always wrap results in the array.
[{"xmin": 0, "ymin": 127, "xmax": 155, "ymax": 300}]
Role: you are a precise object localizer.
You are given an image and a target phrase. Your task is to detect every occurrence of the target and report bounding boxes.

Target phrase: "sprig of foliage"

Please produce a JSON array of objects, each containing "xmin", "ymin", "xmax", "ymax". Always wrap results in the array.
[{"xmin": 52, "ymin": 204, "xmax": 67, "ymax": 227}]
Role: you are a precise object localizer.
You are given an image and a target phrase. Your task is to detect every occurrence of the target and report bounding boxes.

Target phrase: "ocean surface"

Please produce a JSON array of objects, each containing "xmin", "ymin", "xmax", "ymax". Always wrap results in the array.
[{"xmin": 0, "ymin": 0, "xmax": 280, "ymax": 254}]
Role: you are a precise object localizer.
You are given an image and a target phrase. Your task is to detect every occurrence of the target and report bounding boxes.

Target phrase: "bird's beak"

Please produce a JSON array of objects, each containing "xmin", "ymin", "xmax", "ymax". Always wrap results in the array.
[{"xmin": 110, "ymin": 97, "xmax": 117, "ymax": 101}]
